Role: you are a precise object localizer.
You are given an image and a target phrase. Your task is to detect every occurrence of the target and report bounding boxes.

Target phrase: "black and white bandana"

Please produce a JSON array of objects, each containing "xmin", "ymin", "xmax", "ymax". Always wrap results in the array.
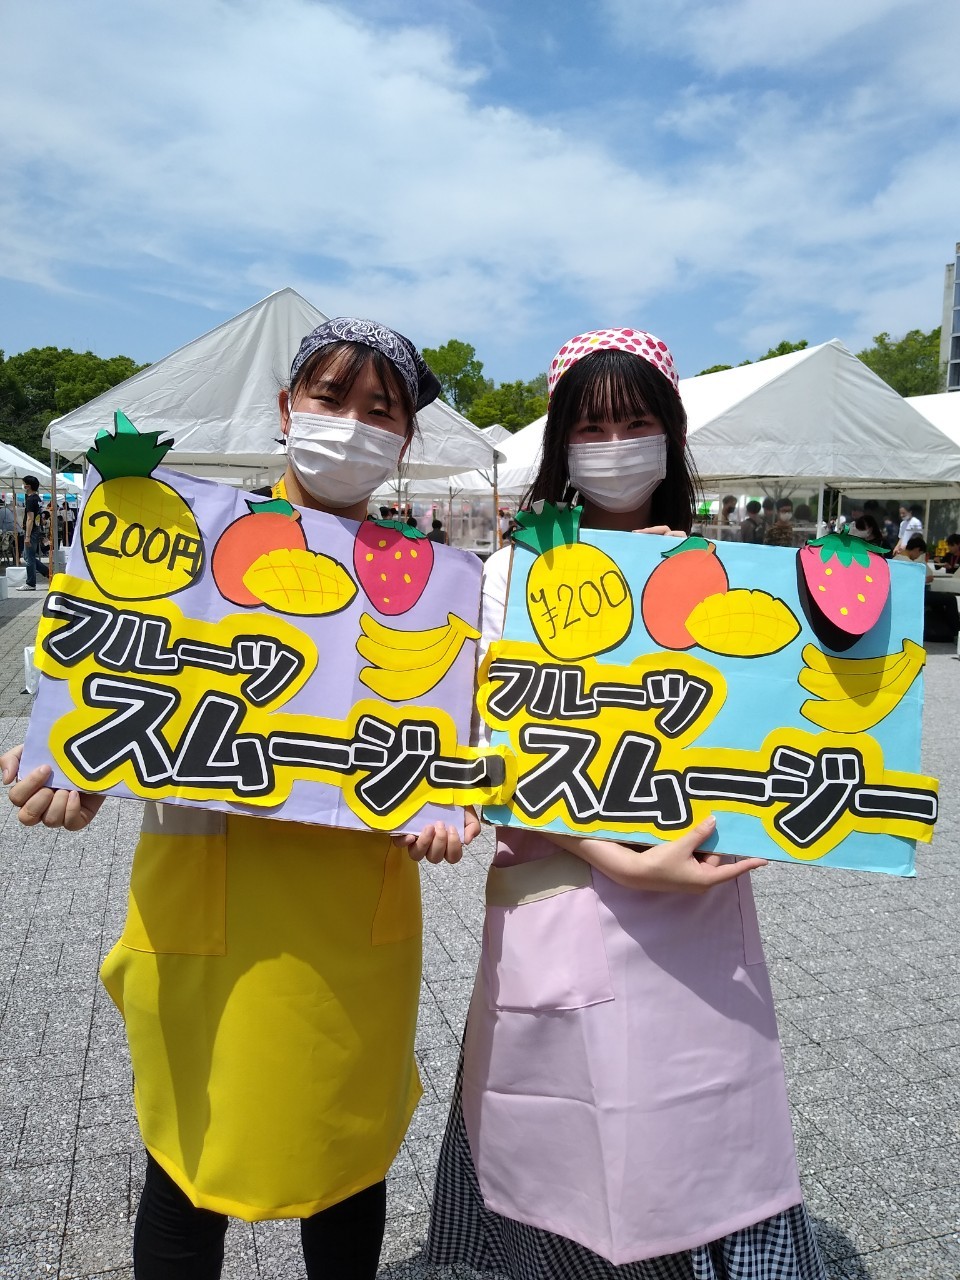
[{"xmin": 289, "ymin": 317, "xmax": 441, "ymax": 411}]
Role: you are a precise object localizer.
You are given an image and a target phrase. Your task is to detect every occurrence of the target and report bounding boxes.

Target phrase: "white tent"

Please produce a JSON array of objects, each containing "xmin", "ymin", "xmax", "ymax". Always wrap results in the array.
[
  {"xmin": 434, "ymin": 340, "xmax": 960, "ymax": 507},
  {"xmin": 44, "ymin": 288, "xmax": 502, "ymax": 483},
  {"xmin": 684, "ymin": 340, "xmax": 960, "ymax": 495},
  {"xmin": 0, "ymin": 442, "xmax": 83, "ymax": 492},
  {"xmin": 906, "ymin": 392, "xmax": 960, "ymax": 446}
]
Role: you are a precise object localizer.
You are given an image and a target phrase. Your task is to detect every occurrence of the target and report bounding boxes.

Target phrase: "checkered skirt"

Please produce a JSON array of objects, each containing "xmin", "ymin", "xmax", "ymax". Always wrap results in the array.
[{"xmin": 426, "ymin": 1069, "xmax": 827, "ymax": 1280}]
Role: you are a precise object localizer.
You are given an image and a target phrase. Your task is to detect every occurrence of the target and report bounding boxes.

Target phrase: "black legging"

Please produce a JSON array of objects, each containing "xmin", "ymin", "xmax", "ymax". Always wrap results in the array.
[{"xmin": 133, "ymin": 1154, "xmax": 387, "ymax": 1279}]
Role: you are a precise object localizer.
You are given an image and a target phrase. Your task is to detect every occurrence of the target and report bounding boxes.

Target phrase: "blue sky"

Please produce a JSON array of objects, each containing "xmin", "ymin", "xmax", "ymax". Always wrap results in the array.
[{"xmin": 1, "ymin": 0, "xmax": 956, "ymax": 384}]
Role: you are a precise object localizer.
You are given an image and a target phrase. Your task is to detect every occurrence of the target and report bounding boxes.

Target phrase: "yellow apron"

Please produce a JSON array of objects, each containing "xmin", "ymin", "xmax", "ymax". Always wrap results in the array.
[{"xmin": 101, "ymin": 804, "xmax": 422, "ymax": 1220}]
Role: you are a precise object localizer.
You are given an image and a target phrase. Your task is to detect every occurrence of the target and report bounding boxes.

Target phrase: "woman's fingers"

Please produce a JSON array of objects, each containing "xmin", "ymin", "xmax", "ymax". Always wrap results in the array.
[
  {"xmin": 8, "ymin": 764, "xmax": 53, "ymax": 811},
  {"xmin": 632, "ymin": 525, "xmax": 686, "ymax": 538},
  {"xmin": 5, "ymin": 760, "xmax": 104, "ymax": 831},
  {"xmin": 0, "ymin": 744, "xmax": 24, "ymax": 785},
  {"xmin": 463, "ymin": 806, "xmax": 481, "ymax": 845},
  {"xmin": 63, "ymin": 790, "xmax": 105, "ymax": 832}
]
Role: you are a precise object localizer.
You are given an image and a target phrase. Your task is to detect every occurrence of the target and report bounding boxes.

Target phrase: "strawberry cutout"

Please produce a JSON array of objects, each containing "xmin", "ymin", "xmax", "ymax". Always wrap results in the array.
[
  {"xmin": 796, "ymin": 532, "xmax": 890, "ymax": 651},
  {"xmin": 354, "ymin": 519, "xmax": 434, "ymax": 615}
]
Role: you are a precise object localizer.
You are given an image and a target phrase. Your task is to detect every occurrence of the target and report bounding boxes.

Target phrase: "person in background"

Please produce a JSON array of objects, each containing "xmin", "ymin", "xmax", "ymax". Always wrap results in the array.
[
  {"xmin": 901, "ymin": 533, "xmax": 934, "ymax": 585},
  {"xmin": 760, "ymin": 495, "xmax": 776, "ymax": 537},
  {"xmin": 0, "ymin": 497, "xmax": 15, "ymax": 564},
  {"xmin": 719, "ymin": 493, "xmax": 739, "ymax": 537},
  {"xmin": 427, "ymin": 518, "xmax": 447, "ymax": 544},
  {"xmin": 18, "ymin": 475, "xmax": 48, "ymax": 592},
  {"xmin": 941, "ymin": 533, "xmax": 960, "ymax": 571},
  {"xmin": 793, "ymin": 502, "xmax": 813, "ymax": 530},
  {"xmin": 849, "ymin": 512, "xmax": 886, "ymax": 549},
  {"xmin": 739, "ymin": 499, "xmax": 763, "ymax": 544},
  {"xmin": 763, "ymin": 497, "xmax": 795, "ymax": 548},
  {"xmin": 498, "ymin": 508, "xmax": 512, "ymax": 544},
  {"xmin": 894, "ymin": 504, "xmax": 923, "ymax": 554}
]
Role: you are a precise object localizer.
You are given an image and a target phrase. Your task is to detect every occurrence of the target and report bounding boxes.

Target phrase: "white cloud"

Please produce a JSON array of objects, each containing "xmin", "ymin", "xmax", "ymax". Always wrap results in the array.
[{"xmin": 0, "ymin": 0, "xmax": 956, "ymax": 376}]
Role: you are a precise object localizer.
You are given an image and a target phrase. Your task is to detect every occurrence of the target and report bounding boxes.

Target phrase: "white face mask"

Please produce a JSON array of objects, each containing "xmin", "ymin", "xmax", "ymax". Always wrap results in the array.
[
  {"xmin": 567, "ymin": 435, "xmax": 667, "ymax": 514},
  {"xmin": 286, "ymin": 412, "xmax": 404, "ymax": 508}
]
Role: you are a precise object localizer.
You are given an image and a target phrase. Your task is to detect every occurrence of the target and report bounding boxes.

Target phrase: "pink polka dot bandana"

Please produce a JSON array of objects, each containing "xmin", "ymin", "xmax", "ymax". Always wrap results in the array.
[{"xmin": 547, "ymin": 328, "xmax": 680, "ymax": 398}]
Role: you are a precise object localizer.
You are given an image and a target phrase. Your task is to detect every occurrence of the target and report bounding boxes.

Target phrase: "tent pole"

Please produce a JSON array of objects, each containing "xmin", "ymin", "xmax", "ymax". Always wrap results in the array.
[
  {"xmin": 49, "ymin": 444, "xmax": 59, "ymax": 572},
  {"xmin": 492, "ymin": 452, "xmax": 499, "ymax": 549},
  {"xmin": 815, "ymin": 481, "xmax": 826, "ymax": 536},
  {"xmin": 924, "ymin": 496, "xmax": 931, "ymax": 540}
]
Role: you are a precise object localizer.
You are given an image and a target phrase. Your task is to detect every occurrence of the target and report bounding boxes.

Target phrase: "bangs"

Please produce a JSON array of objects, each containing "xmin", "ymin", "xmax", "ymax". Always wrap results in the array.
[
  {"xmin": 567, "ymin": 350, "xmax": 655, "ymax": 424},
  {"xmin": 294, "ymin": 342, "xmax": 412, "ymax": 418}
]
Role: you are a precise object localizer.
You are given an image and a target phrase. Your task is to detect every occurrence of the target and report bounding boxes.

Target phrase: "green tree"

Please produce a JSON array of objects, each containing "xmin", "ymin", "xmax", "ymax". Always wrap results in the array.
[
  {"xmin": 468, "ymin": 378, "xmax": 548, "ymax": 431},
  {"xmin": 6, "ymin": 346, "xmax": 145, "ymax": 417},
  {"xmin": 856, "ymin": 327, "xmax": 943, "ymax": 396},
  {"xmin": 696, "ymin": 339, "xmax": 809, "ymax": 378},
  {"xmin": 0, "ymin": 346, "xmax": 146, "ymax": 459},
  {"xmin": 420, "ymin": 339, "xmax": 490, "ymax": 414},
  {"xmin": 756, "ymin": 339, "xmax": 808, "ymax": 362}
]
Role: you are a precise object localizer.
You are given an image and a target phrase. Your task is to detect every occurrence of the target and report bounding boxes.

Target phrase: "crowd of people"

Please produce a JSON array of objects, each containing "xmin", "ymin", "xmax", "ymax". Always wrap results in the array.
[{"xmin": 10, "ymin": 314, "xmax": 946, "ymax": 1279}]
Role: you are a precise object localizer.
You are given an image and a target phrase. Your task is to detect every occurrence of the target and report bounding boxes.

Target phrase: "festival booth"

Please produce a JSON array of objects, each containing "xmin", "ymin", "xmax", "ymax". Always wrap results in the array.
[
  {"xmin": 434, "ymin": 342, "xmax": 960, "ymax": 519},
  {"xmin": 684, "ymin": 340, "xmax": 960, "ymax": 515}
]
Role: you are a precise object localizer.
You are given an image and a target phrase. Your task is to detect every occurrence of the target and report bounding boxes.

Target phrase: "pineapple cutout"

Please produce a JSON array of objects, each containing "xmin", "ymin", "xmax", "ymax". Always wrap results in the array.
[
  {"xmin": 514, "ymin": 503, "xmax": 634, "ymax": 660},
  {"xmin": 81, "ymin": 411, "xmax": 204, "ymax": 601}
]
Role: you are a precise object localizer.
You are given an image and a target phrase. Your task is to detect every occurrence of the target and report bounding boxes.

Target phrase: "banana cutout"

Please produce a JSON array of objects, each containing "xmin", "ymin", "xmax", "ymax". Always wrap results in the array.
[
  {"xmin": 357, "ymin": 612, "xmax": 481, "ymax": 701},
  {"xmin": 798, "ymin": 639, "xmax": 925, "ymax": 732}
]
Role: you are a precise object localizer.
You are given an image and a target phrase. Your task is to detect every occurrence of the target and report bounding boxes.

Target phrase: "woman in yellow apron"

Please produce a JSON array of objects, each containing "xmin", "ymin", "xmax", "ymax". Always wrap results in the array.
[{"xmin": 2, "ymin": 319, "xmax": 475, "ymax": 1279}]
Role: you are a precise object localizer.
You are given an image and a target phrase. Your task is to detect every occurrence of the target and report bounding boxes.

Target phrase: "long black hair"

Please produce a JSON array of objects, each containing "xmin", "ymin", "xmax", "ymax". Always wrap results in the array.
[{"xmin": 522, "ymin": 349, "xmax": 699, "ymax": 532}]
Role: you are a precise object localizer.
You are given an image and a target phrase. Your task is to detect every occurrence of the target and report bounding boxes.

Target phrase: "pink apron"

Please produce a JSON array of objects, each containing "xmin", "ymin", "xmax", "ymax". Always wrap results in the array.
[{"xmin": 461, "ymin": 826, "xmax": 803, "ymax": 1266}]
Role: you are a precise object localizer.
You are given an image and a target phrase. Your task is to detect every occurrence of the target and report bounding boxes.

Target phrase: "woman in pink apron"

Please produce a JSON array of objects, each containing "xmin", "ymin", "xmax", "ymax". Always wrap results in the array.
[{"xmin": 424, "ymin": 329, "xmax": 827, "ymax": 1279}]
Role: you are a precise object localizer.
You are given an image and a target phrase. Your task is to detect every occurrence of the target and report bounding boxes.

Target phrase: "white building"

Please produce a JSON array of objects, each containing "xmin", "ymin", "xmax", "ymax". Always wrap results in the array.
[{"xmin": 941, "ymin": 241, "xmax": 960, "ymax": 391}]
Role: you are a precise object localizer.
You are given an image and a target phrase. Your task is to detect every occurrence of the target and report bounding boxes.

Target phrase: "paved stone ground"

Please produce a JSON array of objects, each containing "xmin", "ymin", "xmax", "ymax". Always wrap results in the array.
[{"xmin": 0, "ymin": 583, "xmax": 958, "ymax": 1279}]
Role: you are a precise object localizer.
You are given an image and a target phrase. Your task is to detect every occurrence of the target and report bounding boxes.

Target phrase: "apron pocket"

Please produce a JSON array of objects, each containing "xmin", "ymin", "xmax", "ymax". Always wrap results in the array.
[
  {"xmin": 482, "ymin": 855, "xmax": 613, "ymax": 1011},
  {"xmin": 120, "ymin": 805, "xmax": 227, "ymax": 956}
]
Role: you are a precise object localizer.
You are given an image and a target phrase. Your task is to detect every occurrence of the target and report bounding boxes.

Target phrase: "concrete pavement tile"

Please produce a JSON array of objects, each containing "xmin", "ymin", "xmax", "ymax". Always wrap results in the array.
[
  {"xmin": 387, "ymin": 1174, "xmax": 429, "ymax": 1219},
  {"xmin": 60, "ymin": 1221, "xmax": 133, "ymax": 1277},
  {"xmin": 67, "ymin": 1154, "xmax": 132, "ymax": 1230},
  {"xmin": 379, "ymin": 1212, "xmax": 429, "ymax": 1266},
  {"xmin": 388, "ymin": 1143, "xmax": 417, "ymax": 1182},
  {"xmin": 0, "ymin": 1108, "xmax": 26, "ymax": 1169},
  {"xmin": 795, "ymin": 1101, "xmax": 888, "ymax": 1163},
  {"xmin": 404, "ymin": 1134, "xmax": 443, "ymax": 1194},
  {"xmin": 252, "ymin": 1217, "xmax": 304, "ymax": 1279},
  {"xmin": 805, "ymin": 1181, "xmax": 882, "ymax": 1261},
  {"xmin": 0, "ymin": 1191, "xmax": 69, "ymax": 1245},
  {"xmin": 0, "ymin": 1161, "xmax": 70, "ymax": 1207},
  {"xmin": 82, "ymin": 1051, "xmax": 133, "ymax": 1098},
  {"xmin": 16, "ymin": 1096, "xmax": 81, "ymax": 1167},
  {"xmin": 783, "ymin": 1042, "xmax": 841, "ymax": 1075},
  {"xmin": 74, "ymin": 1115, "xmax": 140, "ymax": 1163},
  {"xmin": 862, "ymin": 1144, "xmax": 960, "ymax": 1197},
  {"xmin": 856, "ymin": 1236, "xmax": 959, "ymax": 1278},
  {"xmin": 937, "ymin": 1231, "xmax": 960, "ymax": 1273},
  {"xmin": 885, "ymin": 1018, "xmax": 960, "ymax": 1049},
  {"xmin": 416, "ymin": 1047, "xmax": 460, "ymax": 1103},
  {"xmin": 922, "ymin": 1044, "xmax": 960, "ymax": 1076},
  {"xmin": 0, "ymin": 1007, "xmax": 47, "ymax": 1058},
  {"xmin": 405, "ymin": 1102, "xmax": 451, "ymax": 1141},
  {"xmin": 787, "ymin": 1067, "xmax": 865, "ymax": 1106},
  {"xmin": 822, "ymin": 1256, "xmax": 873, "ymax": 1278},
  {"xmin": 0, "ymin": 1229, "xmax": 61, "ymax": 1278},
  {"xmin": 220, "ymin": 1219, "xmax": 259, "ymax": 1279}
]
